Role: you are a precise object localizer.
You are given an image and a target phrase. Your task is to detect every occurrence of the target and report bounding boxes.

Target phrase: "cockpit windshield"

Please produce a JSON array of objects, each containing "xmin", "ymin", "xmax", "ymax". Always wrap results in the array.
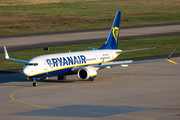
[{"xmin": 26, "ymin": 63, "xmax": 38, "ymax": 66}]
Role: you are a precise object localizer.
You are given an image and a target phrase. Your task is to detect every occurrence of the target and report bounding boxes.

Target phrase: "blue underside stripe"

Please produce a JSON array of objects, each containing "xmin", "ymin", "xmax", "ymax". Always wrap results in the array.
[
  {"xmin": 31, "ymin": 67, "xmax": 72, "ymax": 78},
  {"xmin": 31, "ymin": 68, "xmax": 97, "ymax": 79}
]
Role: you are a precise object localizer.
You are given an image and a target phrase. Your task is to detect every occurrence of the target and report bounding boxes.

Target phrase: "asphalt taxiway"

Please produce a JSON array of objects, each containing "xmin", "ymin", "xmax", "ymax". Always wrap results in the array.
[
  {"xmin": 0, "ymin": 57, "xmax": 179, "ymax": 120},
  {"xmin": 0, "ymin": 23, "xmax": 180, "ymax": 53}
]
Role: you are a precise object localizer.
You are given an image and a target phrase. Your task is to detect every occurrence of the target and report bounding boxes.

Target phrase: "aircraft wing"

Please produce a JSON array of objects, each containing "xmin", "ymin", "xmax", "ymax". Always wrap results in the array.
[
  {"xmin": 4, "ymin": 46, "xmax": 28, "ymax": 63},
  {"xmin": 92, "ymin": 59, "xmax": 167, "ymax": 68},
  {"xmin": 71, "ymin": 58, "xmax": 170, "ymax": 71},
  {"xmin": 95, "ymin": 48, "xmax": 177, "ymax": 68},
  {"xmin": 93, "ymin": 58, "xmax": 176, "ymax": 70},
  {"xmin": 72, "ymin": 60, "xmax": 133, "ymax": 70},
  {"xmin": 93, "ymin": 60, "xmax": 133, "ymax": 67},
  {"xmin": 72, "ymin": 48, "xmax": 177, "ymax": 70}
]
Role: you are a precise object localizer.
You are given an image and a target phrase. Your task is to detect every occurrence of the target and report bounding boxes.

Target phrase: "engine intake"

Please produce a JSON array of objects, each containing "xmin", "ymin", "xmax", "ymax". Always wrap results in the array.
[{"xmin": 77, "ymin": 67, "xmax": 97, "ymax": 80}]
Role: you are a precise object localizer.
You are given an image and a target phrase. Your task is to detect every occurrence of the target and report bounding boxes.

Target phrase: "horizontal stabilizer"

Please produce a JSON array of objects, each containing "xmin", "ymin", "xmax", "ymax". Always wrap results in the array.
[
  {"xmin": 117, "ymin": 47, "xmax": 156, "ymax": 54},
  {"xmin": 88, "ymin": 47, "xmax": 98, "ymax": 50}
]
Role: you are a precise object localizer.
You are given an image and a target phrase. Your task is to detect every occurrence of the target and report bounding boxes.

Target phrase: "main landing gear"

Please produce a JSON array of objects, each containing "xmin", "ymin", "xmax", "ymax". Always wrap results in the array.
[
  {"xmin": 89, "ymin": 78, "xmax": 94, "ymax": 81},
  {"xmin": 58, "ymin": 75, "xmax": 66, "ymax": 81},
  {"xmin": 28, "ymin": 77, "xmax": 38, "ymax": 86},
  {"xmin": 31, "ymin": 77, "xmax": 47, "ymax": 86}
]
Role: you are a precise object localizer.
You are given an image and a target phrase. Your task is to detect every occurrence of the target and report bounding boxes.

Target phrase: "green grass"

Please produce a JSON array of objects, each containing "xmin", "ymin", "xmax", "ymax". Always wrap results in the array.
[
  {"xmin": 0, "ymin": 0, "xmax": 180, "ymax": 36},
  {"xmin": 0, "ymin": 35, "xmax": 179, "ymax": 70}
]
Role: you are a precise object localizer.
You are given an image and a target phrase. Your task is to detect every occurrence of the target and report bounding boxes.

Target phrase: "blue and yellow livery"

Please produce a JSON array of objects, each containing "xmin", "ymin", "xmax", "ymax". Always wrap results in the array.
[{"xmin": 4, "ymin": 11, "xmax": 177, "ymax": 86}]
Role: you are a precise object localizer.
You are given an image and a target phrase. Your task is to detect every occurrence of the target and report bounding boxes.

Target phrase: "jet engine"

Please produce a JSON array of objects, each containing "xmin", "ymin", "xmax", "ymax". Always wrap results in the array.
[{"xmin": 77, "ymin": 67, "xmax": 97, "ymax": 81}]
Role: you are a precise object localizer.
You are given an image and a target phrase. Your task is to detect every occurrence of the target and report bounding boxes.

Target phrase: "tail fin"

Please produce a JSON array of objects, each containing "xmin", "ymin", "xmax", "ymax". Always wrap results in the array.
[{"xmin": 99, "ymin": 11, "xmax": 121, "ymax": 49}]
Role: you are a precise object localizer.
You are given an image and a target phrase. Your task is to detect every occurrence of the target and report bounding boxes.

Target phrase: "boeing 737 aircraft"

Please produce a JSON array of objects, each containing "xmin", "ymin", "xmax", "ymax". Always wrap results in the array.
[{"xmin": 4, "ymin": 11, "xmax": 177, "ymax": 86}]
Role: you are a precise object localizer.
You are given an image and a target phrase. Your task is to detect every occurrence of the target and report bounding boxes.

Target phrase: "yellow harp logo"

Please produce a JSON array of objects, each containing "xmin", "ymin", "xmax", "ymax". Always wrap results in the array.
[{"xmin": 112, "ymin": 27, "xmax": 119, "ymax": 43}]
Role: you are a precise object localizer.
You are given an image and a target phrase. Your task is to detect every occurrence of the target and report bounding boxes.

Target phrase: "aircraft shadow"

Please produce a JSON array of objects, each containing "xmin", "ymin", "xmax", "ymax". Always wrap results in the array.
[
  {"xmin": 0, "ymin": 70, "xmax": 77, "ymax": 84},
  {"xmin": 38, "ymin": 79, "xmax": 76, "ymax": 84},
  {"xmin": 14, "ymin": 105, "xmax": 156, "ymax": 118}
]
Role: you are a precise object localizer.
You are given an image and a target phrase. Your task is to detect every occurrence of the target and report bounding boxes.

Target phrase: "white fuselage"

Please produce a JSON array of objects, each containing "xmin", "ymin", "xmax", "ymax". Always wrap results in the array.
[{"xmin": 23, "ymin": 49, "xmax": 121, "ymax": 78}]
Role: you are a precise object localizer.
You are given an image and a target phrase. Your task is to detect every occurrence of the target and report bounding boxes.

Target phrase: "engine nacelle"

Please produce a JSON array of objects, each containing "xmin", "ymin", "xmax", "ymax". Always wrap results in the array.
[{"xmin": 77, "ymin": 67, "xmax": 97, "ymax": 80}]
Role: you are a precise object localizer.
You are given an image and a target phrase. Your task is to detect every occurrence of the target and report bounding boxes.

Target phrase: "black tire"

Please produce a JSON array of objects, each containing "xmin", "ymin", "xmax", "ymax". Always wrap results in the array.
[
  {"xmin": 58, "ymin": 75, "xmax": 66, "ymax": 81},
  {"xmin": 89, "ymin": 78, "xmax": 94, "ymax": 81},
  {"xmin": 33, "ymin": 81, "xmax": 37, "ymax": 86},
  {"xmin": 58, "ymin": 76, "xmax": 62, "ymax": 80},
  {"xmin": 62, "ymin": 75, "xmax": 66, "ymax": 81}
]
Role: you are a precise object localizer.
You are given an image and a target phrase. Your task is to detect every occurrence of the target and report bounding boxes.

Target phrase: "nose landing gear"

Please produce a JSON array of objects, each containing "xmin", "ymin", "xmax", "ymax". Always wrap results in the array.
[
  {"xmin": 33, "ymin": 80, "xmax": 37, "ymax": 86},
  {"xmin": 28, "ymin": 77, "xmax": 38, "ymax": 86}
]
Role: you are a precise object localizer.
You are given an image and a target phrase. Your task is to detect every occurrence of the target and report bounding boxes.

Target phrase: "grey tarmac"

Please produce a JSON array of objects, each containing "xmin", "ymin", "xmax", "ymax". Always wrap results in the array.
[{"xmin": 0, "ymin": 57, "xmax": 180, "ymax": 120}]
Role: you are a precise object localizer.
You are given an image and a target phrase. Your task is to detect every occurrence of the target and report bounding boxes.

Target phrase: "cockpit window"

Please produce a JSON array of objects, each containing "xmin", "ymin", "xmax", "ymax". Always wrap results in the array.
[{"xmin": 26, "ymin": 63, "xmax": 38, "ymax": 66}]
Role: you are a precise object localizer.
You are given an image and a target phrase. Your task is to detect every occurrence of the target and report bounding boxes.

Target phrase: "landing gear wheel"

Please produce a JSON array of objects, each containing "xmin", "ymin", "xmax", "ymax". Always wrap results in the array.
[
  {"xmin": 62, "ymin": 75, "xmax": 66, "ymax": 81},
  {"xmin": 58, "ymin": 75, "xmax": 66, "ymax": 81},
  {"xmin": 33, "ymin": 80, "xmax": 37, "ymax": 86},
  {"xmin": 89, "ymin": 78, "xmax": 94, "ymax": 81},
  {"xmin": 58, "ymin": 76, "xmax": 62, "ymax": 81}
]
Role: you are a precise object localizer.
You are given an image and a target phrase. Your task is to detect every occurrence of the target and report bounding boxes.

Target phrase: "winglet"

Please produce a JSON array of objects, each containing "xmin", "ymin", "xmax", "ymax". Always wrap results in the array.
[
  {"xmin": 167, "ymin": 59, "xmax": 177, "ymax": 64},
  {"xmin": 4, "ymin": 46, "xmax": 9, "ymax": 62},
  {"xmin": 168, "ymin": 48, "xmax": 177, "ymax": 59},
  {"xmin": 167, "ymin": 48, "xmax": 177, "ymax": 64},
  {"xmin": 4, "ymin": 46, "xmax": 28, "ymax": 63}
]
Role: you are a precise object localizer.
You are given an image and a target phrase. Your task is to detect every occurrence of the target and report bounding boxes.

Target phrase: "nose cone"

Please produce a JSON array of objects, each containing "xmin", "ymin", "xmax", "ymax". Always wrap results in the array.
[{"xmin": 23, "ymin": 66, "xmax": 31, "ymax": 77}]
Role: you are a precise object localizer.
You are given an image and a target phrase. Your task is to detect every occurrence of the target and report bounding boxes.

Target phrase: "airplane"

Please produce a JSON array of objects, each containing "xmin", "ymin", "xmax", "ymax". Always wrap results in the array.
[{"xmin": 4, "ymin": 11, "xmax": 177, "ymax": 86}]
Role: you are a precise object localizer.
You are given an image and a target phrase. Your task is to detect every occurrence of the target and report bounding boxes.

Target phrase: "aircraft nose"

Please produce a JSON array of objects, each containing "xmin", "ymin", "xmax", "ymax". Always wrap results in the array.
[{"xmin": 23, "ymin": 66, "xmax": 31, "ymax": 76}]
